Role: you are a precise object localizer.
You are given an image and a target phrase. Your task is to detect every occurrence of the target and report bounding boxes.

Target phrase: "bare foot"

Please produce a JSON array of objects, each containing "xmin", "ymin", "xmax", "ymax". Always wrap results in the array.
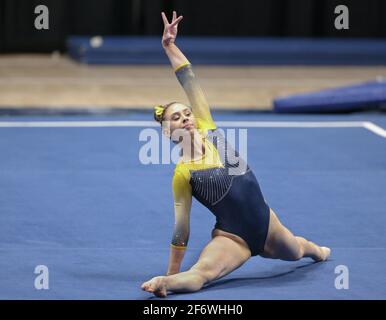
[
  {"xmin": 320, "ymin": 247, "xmax": 331, "ymax": 261},
  {"xmin": 314, "ymin": 246, "xmax": 331, "ymax": 262},
  {"xmin": 141, "ymin": 276, "xmax": 168, "ymax": 297}
]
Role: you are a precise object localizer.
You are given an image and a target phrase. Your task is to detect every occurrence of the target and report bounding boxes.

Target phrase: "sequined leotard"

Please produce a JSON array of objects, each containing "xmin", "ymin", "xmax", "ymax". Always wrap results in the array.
[{"xmin": 171, "ymin": 63, "xmax": 270, "ymax": 256}]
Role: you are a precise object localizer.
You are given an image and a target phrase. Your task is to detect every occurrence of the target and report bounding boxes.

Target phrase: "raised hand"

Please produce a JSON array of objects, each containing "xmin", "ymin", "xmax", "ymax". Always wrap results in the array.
[{"xmin": 161, "ymin": 11, "xmax": 183, "ymax": 48}]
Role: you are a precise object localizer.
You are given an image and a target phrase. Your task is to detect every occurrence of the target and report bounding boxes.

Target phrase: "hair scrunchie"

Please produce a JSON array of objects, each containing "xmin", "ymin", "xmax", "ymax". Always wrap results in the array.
[{"xmin": 154, "ymin": 104, "xmax": 165, "ymax": 123}]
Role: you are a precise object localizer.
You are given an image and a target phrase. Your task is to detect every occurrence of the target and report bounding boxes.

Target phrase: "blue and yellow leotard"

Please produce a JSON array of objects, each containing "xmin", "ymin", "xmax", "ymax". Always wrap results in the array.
[{"xmin": 171, "ymin": 63, "xmax": 270, "ymax": 256}]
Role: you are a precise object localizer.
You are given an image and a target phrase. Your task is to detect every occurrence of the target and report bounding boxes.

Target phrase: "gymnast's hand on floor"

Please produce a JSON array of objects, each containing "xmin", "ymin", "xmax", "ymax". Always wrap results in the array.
[{"xmin": 161, "ymin": 11, "xmax": 183, "ymax": 48}]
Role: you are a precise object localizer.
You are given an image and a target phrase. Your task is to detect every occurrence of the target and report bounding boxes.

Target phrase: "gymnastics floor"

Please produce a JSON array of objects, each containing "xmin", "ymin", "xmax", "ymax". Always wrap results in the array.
[{"xmin": 0, "ymin": 111, "xmax": 385, "ymax": 300}]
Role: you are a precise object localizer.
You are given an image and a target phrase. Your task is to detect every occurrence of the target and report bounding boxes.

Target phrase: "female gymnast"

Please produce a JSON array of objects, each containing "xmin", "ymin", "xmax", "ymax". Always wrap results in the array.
[{"xmin": 141, "ymin": 11, "xmax": 330, "ymax": 298}]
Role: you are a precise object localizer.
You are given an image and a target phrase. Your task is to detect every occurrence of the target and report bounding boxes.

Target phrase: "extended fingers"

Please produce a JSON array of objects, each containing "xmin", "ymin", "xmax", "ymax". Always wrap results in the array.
[
  {"xmin": 170, "ymin": 15, "xmax": 183, "ymax": 27},
  {"xmin": 161, "ymin": 12, "xmax": 169, "ymax": 25},
  {"xmin": 162, "ymin": 11, "xmax": 183, "ymax": 27}
]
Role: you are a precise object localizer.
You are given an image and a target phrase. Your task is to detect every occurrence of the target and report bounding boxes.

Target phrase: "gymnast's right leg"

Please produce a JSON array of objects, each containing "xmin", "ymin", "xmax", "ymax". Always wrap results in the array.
[
  {"xmin": 260, "ymin": 209, "xmax": 331, "ymax": 262},
  {"xmin": 141, "ymin": 235, "xmax": 250, "ymax": 297}
]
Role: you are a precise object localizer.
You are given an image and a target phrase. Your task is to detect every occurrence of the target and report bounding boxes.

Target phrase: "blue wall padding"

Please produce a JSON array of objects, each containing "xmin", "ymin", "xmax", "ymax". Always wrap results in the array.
[
  {"xmin": 66, "ymin": 36, "xmax": 386, "ymax": 65},
  {"xmin": 273, "ymin": 79, "xmax": 386, "ymax": 113}
]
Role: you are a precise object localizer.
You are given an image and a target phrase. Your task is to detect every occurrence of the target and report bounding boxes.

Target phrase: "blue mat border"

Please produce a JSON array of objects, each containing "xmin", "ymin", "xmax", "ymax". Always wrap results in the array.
[{"xmin": 67, "ymin": 36, "xmax": 386, "ymax": 66}]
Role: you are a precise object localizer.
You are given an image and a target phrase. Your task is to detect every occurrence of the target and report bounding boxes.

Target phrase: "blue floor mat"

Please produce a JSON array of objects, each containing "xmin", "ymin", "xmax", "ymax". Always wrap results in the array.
[
  {"xmin": 273, "ymin": 79, "xmax": 386, "ymax": 113},
  {"xmin": 1, "ymin": 112, "xmax": 385, "ymax": 299},
  {"xmin": 67, "ymin": 36, "xmax": 386, "ymax": 66}
]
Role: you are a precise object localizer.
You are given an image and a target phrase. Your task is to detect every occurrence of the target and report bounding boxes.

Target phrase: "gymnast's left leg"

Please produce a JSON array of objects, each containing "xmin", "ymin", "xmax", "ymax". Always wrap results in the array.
[
  {"xmin": 260, "ymin": 209, "xmax": 331, "ymax": 262},
  {"xmin": 141, "ymin": 235, "xmax": 251, "ymax": 297}
]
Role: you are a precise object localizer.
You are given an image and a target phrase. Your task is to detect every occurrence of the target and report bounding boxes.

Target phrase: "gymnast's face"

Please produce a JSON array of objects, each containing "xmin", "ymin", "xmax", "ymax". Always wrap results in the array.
[{"xmin": 162, "ymin": 103, "xmax": 196, "ymax": 139}]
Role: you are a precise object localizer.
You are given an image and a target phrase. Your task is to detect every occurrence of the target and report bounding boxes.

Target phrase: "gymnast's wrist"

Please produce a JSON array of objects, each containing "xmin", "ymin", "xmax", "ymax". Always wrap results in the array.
[
  {"xmin": 163, "ymin": 42, "xmax": 176, "ymax": 50},
  {"xmin": 170, "ymin": 243, "xmax": 187, "ymax": 251}
]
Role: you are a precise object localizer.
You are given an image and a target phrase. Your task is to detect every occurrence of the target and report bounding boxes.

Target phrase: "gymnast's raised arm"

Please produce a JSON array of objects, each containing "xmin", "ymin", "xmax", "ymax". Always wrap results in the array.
[{"xmin": 161, "ymin": 11, "xmax": 216, "ymax": 130}]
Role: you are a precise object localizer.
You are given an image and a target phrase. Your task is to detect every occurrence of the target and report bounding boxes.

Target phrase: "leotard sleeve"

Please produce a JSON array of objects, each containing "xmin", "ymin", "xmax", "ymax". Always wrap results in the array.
[
  {"xmin": 175, "ymin": 63, "xmax": 216, "ymax": 131},
  {"xmin": 170, "ymin": 167, "xmax": 192, "ymax": 250}
]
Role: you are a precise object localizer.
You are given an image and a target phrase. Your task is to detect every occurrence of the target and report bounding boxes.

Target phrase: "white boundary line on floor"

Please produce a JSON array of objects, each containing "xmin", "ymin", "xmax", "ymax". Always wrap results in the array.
[
  {"xmin": 0, "ymin": 120, "xmax": 385, "ymax": 138},
  {"xmin": 362, "ymin": 121, "xmax": 386, "ymax": 138}
]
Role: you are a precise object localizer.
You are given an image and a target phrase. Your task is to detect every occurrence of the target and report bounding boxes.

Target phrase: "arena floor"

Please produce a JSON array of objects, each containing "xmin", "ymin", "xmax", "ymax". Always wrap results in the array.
[
  {"xmin": 1, "ymin": 54, "xmax": 386, "ymax": 110},
  {"xmin": 0, "ymin": 54, "xmax": 385, "ymax": 300}
]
